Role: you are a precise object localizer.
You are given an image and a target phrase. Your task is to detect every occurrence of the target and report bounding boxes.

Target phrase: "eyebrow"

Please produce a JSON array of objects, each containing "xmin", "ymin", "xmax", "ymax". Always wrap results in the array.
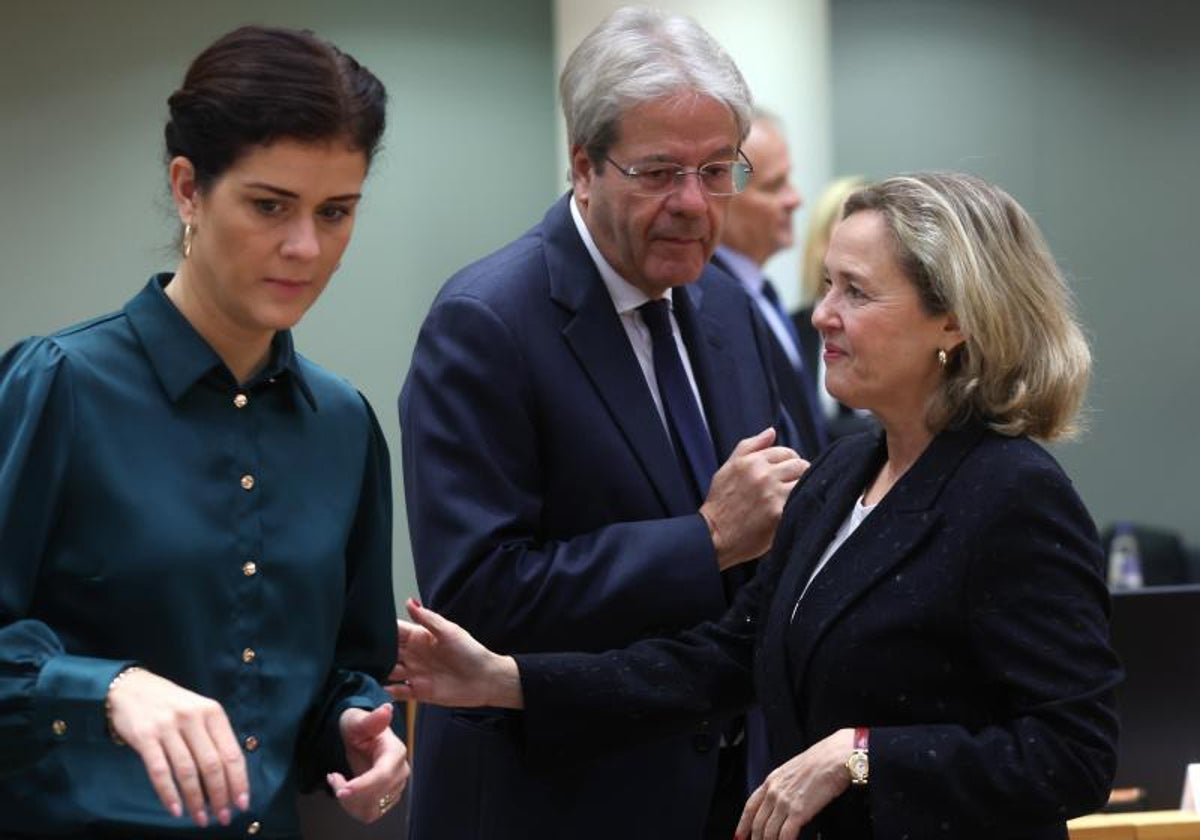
[
  {"xmin": 639, "ymin": 146, "xmax": 740, "ymax": 164},
  {"xmin": 243, "ymin": 182, "xmax": 362, "ymax": 202}
]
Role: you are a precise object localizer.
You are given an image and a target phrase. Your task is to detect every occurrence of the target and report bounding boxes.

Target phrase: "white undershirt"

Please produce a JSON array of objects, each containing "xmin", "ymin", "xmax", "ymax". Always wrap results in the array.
[
  {"xmin": 569, "ymin": 196, "xmax": 709, "ymax": 437},
  {"xmin": 790, "ymin": 494, "xmax": 878, "ymax": 623}
]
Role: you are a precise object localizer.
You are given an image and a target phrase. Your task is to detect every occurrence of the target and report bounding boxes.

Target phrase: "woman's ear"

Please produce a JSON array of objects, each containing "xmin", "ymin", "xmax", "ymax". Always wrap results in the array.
[
  {"xmin": 168, "ymin": 156, "xmax": 199, "ymax": 224},
  {"xmin": 942, "ymin": 313, "xmax": 966, "ymax": 353}
]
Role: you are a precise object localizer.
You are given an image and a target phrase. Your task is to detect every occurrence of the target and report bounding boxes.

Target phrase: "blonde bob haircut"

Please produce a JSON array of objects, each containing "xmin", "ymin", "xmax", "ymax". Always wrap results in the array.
[
  {"xmin": 842, "ymin": 172, "xmax": 1090, "ymax": 441},
  {"xmin": 800, "ymin": 175, "xmax": 868, "ymax": 303}
]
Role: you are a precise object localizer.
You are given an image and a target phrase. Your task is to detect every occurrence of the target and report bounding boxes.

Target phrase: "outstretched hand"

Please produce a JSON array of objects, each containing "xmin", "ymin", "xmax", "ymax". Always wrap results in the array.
[{"xmin": 386, "ymin": 599, "xmax": 523, "ymax": 710}]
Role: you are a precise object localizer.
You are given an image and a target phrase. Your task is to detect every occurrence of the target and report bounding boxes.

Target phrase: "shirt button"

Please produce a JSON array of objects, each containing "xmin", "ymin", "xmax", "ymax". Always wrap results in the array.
[
  {"xmin": 242, "ymin": 560, "xmax": 258, "ymax": 577},
  {"xmin": 240, "ymin": 474, "xmax": 255, "ymax": 491},
  {"xmin": 52, "ymin": 719, "xmax": 68, "ymax": 736},
  {"xmin": 247, "ymin": 821, "xmax": 262, "ymax": 835},
  {"xmin": 242, "ymin": 647, "xmax": 256, "ymax": 664},
  {"xmin": 233, "ymin": 393, "xmax": 249, "ymax": 409},
  {"xmin": 244, "ymin": 735, "xmax": 259, "ymax": 752}
]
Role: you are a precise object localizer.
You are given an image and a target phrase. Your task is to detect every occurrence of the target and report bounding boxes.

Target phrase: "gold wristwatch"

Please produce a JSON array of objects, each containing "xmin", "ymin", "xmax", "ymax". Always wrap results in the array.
[{"xmin": 846, "ymin": 726, "xmax": 869, "ymax": 786}]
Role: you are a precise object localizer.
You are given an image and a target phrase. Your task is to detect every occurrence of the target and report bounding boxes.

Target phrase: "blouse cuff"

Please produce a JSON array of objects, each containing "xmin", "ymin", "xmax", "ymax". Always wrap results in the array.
[{"xmin": 35, "ymin": 654, "xmax": 135, "ymax": 745}]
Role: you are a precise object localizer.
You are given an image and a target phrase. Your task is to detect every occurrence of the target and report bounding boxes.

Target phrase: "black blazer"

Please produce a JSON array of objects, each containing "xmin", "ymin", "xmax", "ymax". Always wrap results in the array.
[
  {"xmin": 400, "ymin": 194, "xmax": 785, "ymax": 839},
  {"xmin": 519, "ymin": 422, "xmax": 1120, "ymax": 840}
]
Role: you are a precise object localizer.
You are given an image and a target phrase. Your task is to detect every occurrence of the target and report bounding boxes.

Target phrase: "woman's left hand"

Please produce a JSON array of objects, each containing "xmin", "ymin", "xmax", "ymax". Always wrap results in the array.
[
  {"xmin": 326, "ymin": 703, "xmax": 410, "ymax": 823},
  {"xmin": 736, "ymin": 728, "xmax": 854, "ymax": 840}
]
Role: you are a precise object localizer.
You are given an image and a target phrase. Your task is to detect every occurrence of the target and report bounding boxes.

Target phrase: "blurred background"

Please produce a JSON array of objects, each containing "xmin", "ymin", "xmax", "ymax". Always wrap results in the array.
[{"xmin": 2, "ymin": 0, "xmax": 1197, "ymax": 604}]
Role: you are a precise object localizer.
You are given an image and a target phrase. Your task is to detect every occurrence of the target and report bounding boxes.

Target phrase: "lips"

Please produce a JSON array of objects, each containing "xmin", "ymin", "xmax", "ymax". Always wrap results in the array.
[
  {"xmin": 822, "ymin": 342, "xmax": 847, "ymax": 361},
  {"xmin": 264, "ymin": 278, "xmax": 312, "ymax": 298}
]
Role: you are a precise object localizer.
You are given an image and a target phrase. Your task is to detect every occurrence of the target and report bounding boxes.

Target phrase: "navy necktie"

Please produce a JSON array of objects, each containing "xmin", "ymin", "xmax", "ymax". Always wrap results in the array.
[{"xmin": 640, "ymin": 299, "xmax": 718, "ymax": 504}]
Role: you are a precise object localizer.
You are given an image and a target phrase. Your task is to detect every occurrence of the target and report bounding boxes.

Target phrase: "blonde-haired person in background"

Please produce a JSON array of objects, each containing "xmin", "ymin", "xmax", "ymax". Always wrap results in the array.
[
  {"xmin": 391, "ymin": 171, "xmax": 1119, "ymax": 840},
  {"xmin": 794, "ymin": 176, "xmax": 878, "ymax": 439}
]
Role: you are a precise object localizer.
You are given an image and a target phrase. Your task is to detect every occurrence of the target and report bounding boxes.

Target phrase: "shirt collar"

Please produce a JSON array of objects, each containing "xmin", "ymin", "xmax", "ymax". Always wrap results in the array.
[
  {"xmin": 569, "ymin": 194, "xmax": 675, "ymax": 314},
  {"xmin": 714, "ymin": 244, "xmax": 765, "ymax": 295},
  {"xmin": 123, "ymin": 274, "xmax": 317, "ymax": 410}
]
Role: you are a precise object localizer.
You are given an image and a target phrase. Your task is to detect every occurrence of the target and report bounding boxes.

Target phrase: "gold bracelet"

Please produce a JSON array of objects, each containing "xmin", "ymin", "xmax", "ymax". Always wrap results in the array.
[{"xmin": 105, "ymin": 666, "xmax": 142, "ymax": 746}]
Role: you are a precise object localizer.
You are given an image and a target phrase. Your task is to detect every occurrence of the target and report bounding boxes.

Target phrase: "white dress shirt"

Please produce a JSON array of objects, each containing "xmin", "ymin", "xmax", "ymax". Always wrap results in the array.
[{"xmin": 569, "ymin": 196, "xmax": 710, "ymax": 438}]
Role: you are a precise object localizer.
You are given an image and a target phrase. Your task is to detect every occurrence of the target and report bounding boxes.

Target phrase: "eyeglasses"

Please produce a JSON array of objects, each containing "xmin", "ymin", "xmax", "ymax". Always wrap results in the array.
[{"xmin": 604, "ymin": 149, "xmax": 754, "ymax": 196}]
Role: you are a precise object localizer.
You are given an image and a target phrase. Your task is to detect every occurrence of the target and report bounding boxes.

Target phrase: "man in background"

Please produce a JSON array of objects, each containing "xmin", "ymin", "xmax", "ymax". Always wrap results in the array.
[
  {"xmin": 399, "ymin": 8, "xmax": 806, "ymax": 839},
  {"xmin": 712, "ymin": 110, "xmax": 828, "ymax": 458}
]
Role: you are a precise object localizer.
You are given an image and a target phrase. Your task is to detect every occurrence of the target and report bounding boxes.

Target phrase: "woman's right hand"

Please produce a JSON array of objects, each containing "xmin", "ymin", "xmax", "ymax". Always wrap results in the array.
[
  {"xmin": 107, "ymin": 668, "xmax": 249, "ymax": 827},
  {"xmin": 386, "ymin": 598, "xmax": 524, "ymax": 710}
]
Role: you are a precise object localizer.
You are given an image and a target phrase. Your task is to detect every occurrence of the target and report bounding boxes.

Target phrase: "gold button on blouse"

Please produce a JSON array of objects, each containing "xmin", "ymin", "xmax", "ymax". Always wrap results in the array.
[
  {"xmin": 242, "ymin": 647, "xmax": 256, "ymax": 664},
  {"xmin": 247, "ymin": 821, "xmax": 262, "ymax": 835},
  {"xmin": 240, "ymin": 474, "xmax": 255, "ymax": 491},
  {"xmin": 244, "ymin": 735, "xmax": 259, "ymax": 752},
  {"xmin": 233, "ymin": 393, "xmax": 249, "ymax": 409},
  {"xmin": 52, "ymin": 719, "xmax": 68, "ymax": 736},
  {"xmin": 242, "ymin": 560, "xmax": 258, "ymax": 577}
]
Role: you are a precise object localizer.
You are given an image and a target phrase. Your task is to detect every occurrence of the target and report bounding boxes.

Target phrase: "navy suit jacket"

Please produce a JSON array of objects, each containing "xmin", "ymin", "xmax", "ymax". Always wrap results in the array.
[
  {"xmin": 518, "ymin": 423, "xmax": 1121, "ymax": 840},
  {"xmin": 709, "ymin": 250, "xmax": 827, "ymax": 460},
  {"xmin": 399, "ymin": 194, "xmax": 785, "ymax": 838}
]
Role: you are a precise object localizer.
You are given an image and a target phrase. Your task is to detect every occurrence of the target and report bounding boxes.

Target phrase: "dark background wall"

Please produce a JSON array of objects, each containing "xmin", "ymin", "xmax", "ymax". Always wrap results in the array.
[{"xmin": 831, "ymin": 0, "xmax": 1200, "ymax": 546}]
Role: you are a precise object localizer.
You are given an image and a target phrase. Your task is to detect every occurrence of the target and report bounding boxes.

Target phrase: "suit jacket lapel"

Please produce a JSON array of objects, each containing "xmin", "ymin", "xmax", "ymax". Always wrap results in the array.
[
  {"xmin": 760, "ymin": 423, "xmax": 987, "ymax": 751},
  {"xmin": 785, "ymin": 424, "xmax": 988, "ymax": 726},
  {"xmin": 755, "ymin": 434, "xmax": 884, "ymax": 755},
  {"xmin": 675, "ymin": 275, "xmax": 743, "ymax": 460},
  {"xmin": 544, "ymin": 196, "xmax": 695, "ymax": 516}
]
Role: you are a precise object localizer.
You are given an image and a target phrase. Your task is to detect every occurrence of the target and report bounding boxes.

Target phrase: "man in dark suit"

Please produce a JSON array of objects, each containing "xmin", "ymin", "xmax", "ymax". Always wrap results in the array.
[
  {"xmin": 398, "ymin": 7, "xmax": 807, "ymax": 839},
  {"xmin": 711, "ymin": 110, "xmax": 827, "ymax": 459}
]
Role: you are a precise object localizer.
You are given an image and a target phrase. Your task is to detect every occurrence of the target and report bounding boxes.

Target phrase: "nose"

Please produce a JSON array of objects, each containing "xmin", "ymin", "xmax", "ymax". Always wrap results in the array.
[
  {"xmin": 666, "ymin": 171, "xmax": 710, "ymax": 215},
  {"xmin": 811, "ymin": 289, "xmax": 837, "ymax": 331},
  {"xmin": 785, "ymin": 183, "xmax": 803, "ymax": 211},
  {"xmin": 281, "ymin": 217, "xmax": 320, "ymax": 260}
]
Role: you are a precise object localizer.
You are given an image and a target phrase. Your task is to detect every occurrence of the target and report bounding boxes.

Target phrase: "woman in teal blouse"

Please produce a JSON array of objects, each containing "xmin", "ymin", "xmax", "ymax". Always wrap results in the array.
[{"xmin": 0, "ymin": 26, "xmax": 407, "ymax": 838}]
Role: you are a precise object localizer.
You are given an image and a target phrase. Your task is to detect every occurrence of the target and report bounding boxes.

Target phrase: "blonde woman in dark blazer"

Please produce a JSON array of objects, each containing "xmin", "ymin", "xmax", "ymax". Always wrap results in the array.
[{"xmin": 391, "ymin": 172, "xmax": 1120, "ymax": 840}]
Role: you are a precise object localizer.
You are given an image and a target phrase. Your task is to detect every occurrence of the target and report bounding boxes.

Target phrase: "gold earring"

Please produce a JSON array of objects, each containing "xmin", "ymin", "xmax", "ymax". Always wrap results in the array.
[
  {"xmin": 183, "ymin": 224, "xmax": 194, "ymax": 258},
  {"xmin": 937, "ymin": 348, "xmax": 948, "ymax": 367}
]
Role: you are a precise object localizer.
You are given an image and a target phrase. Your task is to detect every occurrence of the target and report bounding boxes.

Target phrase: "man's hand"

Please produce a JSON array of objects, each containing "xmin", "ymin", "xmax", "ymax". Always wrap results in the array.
[
  {"xmin": 326, "ymin": 704, "xmax": 410, "ymax": 823},
  {"xmin": 107, "ymin": 668, "xmax": 249, "ymax": 827},
  {"xmin": 700, "ymin": 427, "xmax": 808, "ymax": 569}
]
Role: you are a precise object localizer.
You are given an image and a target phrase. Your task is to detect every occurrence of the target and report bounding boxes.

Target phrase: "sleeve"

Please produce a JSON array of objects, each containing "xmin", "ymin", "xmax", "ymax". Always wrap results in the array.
[
  {"xmin": 400, "ymin": 292, "xmax": 719, "ymax": 653},
  {"xmin": 512, "ymin": 490, "xmax": 807, "ymax": 764},
  {"xmin": 867, "ymin": 458, "xmax": 1121, "ymax": 838},
  {"xmin": 296, "ymin": 394, "xmax": 397, "ymax": 788},
  {"xmin": 0, "ymin": 339, "xmax": 134, "ymax": 775}
]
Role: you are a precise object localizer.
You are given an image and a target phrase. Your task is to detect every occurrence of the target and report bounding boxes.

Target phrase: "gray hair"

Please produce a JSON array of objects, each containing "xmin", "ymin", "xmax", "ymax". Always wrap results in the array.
[
  {"xmin": 843, "ymin": 172, "xmax": 1092, "ymax": 441},
  {"xmin": 560, "ymin": 6, "xmax": 753, "ymax": 165}
]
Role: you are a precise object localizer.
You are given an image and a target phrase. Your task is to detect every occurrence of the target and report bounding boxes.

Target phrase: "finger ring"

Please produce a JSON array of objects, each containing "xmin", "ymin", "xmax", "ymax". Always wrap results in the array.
[{"xmin": 379, "ymin": 792, "xmax": 395, "ymax": 814}]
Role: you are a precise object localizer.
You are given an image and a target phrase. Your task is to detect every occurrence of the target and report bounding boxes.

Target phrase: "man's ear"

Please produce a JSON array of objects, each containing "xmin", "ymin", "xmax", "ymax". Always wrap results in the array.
[
  {"xmin": 570, "ymin": 145, "xmax": 596, "ymax": 207},
  {"xmin": 168, "ymin": 156, "xmax": 199, "ymax": 225}
]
